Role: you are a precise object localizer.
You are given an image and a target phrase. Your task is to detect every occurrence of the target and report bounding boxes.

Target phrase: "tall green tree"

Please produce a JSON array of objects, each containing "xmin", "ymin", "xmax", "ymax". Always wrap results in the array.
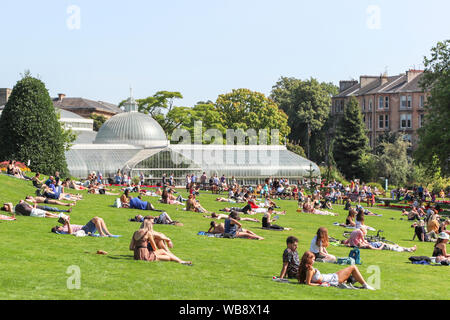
[
  {"xmin": 333, "ymin": 97, "xmax": 369, "ymax": 179},
  {"xmin": 270, "ymin": 77, "xmax": 338, "ymax": 161},
  {"xmin": 119, "ymin": 91, "xmax": 184, "ymax": 134},
  {"xmin": 0, "ymin": 73, "xmax": 69, "ymax": 176},
  {"xmin": 215, "ymin": 88, "xmax": 290, "ymax": 144},
  {"xmin": 375, "ymin": 135, "xmax": 411, "ymax": 186},
  {"xmin": 415, "ymin": 40, "xmax": 450, "ymax": 177}
]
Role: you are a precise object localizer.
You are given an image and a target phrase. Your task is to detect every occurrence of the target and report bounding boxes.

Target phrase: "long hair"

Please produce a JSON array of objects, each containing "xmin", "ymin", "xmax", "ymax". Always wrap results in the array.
[
  {"xmin": 356, "ymin": 211, "xmax": 365, "ymax": 223},
  {"xmin": 316, "ymin": 227, "xmax": 329, "ymax": 248},
  {"xmin": 298, "ymin": 251, "xmax": 315, "ymax": 284}
]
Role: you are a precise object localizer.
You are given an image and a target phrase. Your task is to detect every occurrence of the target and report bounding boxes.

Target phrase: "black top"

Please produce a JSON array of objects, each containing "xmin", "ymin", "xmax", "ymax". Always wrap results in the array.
[{"xmin": 432, "ymin": 245, "xmax": 444, "ymax": 257}]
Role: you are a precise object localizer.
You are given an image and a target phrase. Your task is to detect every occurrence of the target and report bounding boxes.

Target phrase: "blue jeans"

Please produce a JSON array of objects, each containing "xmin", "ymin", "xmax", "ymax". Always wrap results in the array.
[{"xmin": 37, "ymin": 205, "xmax": 69, "ymax": 213}]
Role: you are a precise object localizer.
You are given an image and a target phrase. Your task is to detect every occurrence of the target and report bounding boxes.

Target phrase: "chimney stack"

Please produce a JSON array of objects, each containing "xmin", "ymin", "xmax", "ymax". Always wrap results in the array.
[
  {"xmin": 406, "ymin": 69, "xmax": 423, "ymax": 83},
  {"xmin": 339, "ymin": 80, "xmax": 358, "ymax": 93},
  {"xmin": 58, "ymin": 93, "xmax": 66, "ymax": 101}
]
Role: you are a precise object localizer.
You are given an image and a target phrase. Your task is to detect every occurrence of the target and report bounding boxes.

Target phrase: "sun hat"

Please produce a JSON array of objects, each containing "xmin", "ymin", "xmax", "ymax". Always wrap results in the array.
[{"xmin": 437, "ymin": 232, "xmax": 449, "ymax": 240}]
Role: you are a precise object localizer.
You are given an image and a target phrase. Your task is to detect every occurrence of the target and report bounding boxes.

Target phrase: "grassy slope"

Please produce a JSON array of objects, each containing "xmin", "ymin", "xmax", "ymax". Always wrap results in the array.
[{"xmin": 0, "ymin": 174, "xmax": 448, "ymax": 300}]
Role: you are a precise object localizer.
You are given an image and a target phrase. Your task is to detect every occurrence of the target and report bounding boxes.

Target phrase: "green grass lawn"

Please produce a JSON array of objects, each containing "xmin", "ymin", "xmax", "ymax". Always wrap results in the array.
[{"xmin": 0, "ymin": 174, "xmax": 448, "ymax": 300}]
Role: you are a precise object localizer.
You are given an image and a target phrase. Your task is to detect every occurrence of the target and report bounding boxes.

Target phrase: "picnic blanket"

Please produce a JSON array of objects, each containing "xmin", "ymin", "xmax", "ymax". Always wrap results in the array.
[
  {"xmin": 333, "ymin": 223, "xmax": 376, "ymax": 231},
  {"xmin": 197, "ymin": 231, "xmax": 224, "ymax": 238},
  {"xmin": 0, "ymin": 214, "xmax": 16, "ymax": 221}
]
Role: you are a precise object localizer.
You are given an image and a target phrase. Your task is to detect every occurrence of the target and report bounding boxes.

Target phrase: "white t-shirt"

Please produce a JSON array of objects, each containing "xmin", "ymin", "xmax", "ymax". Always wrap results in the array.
[{"xmin": 310, "ymin": 236, "xmax": 321, "ymax": 254}]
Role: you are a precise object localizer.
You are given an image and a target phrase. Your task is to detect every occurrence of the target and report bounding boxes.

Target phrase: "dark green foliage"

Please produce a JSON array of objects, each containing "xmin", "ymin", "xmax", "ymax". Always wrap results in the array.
[
  {"xmin": 90, "ymin": 113, "xmax": 107, "ymax": 132},
  {"xmin": 415, "ymin": 40, "xmax": 450, "ymax": 177},
  {"xmin": 0, "ymin": 74, "xmax": 68, "ymax": 176},
  {"xmin": 333, "ymin": 97, "xmax": 369, "ymax": 180}
]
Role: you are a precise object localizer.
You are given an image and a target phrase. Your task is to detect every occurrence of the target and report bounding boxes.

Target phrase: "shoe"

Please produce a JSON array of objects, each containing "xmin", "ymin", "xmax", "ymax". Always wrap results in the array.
[
  {"xmin": 363, "ymin": 284, "xmax": 376, "ymax": 290},
  {"xmin": 338, "ymin": 283, "xmax": 351, "ymax": 289}
]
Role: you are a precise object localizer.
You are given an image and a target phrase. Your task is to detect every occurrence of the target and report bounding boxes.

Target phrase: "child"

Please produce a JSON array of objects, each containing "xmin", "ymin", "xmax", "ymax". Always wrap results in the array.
[{"xmin": 279, "ymin": 236, "xmax": 300, "ymax": 279}]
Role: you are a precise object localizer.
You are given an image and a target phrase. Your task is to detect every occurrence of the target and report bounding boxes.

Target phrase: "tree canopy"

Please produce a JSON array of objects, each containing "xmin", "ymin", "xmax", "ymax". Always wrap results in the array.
[
  {"xmin": 415, "ymin": 40, "xmax": 450, "ymax": 177},
  {"xmin": 0, "ymin": 73, "xmax": 69, "ymax": 176}
]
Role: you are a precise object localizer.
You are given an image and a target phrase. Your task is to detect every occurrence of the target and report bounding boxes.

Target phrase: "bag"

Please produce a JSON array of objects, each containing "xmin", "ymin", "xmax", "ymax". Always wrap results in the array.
[
  {"xmin": 349, "ymin": 247, "xmax": 362, "ymax": 265},
  {"xmin": 408, "ymin": 256, "xmax": 431, "ymax": 263},
  {"xmin": 114, "ymin": 198, "xmax": 122, "ymax": 208},
  {"xmin": 337, "ymin": 257, "xmax": 355, "ymax": 265},
  {"xmin": 99, "ymin": 189, "xmax": 106, "ymax": 195}
]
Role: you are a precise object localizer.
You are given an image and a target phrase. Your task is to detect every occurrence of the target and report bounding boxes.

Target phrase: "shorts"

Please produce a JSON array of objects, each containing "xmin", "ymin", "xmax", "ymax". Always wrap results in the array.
[
  {"xmin": 321, "ymin": 273, "xmax": 339, "ymax": 286},
  {"xmin": 44, "ymin": 198, "xmax": 49, "ymax": 204},
  {"xmin": 82, "ymin": 220, "xmax": 97, "ymax": 234},
  {"xmin": 30, "ymin": 208, "xmax": 46, "ymax": 218}
]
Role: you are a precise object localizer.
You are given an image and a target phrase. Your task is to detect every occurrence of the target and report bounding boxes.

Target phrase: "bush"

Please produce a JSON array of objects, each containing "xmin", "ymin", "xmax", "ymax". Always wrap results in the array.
[
  {"xmin": 319, "ymin": 166, "xmax": 349, "ymax": 186},
  {"xmin": 0, "ymin": 73, "xmax": 69, "ymax": 176},
  {"xmin": 132, "ymin": 176, "xmax": 140, "ymax": 185}
]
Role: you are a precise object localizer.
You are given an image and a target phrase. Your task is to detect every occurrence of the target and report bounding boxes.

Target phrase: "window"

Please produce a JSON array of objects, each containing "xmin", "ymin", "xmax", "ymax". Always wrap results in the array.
[
  {"xmin": 419, "ymin": 95, "xmax": 424, "ymax": 108},
  {"xmin": 369, "ymin": 99, "xmax": 373, "ymax": 111},
  {"xmin": 400, "ymin": 114, "xmax": 412, "ymax": 129},
  {"xmin": 362, "ymin": 99, "xmax": 366, "ymax": 111},
  {"xmin": 385, "ymin": 96, "xmax": 389, "ymax": 109},
  {"xmin": 401, "ymin": 96, "xmax": 407, "ymax": 109},
  {"xmin": 407, "ymin": 96, "xmax": 412, "ymax": 108},
  {"xmin": 403, "ymin": 134, "xmax": 412, "ymax": 142},
  {"xmin": 385, "ymin": 115, "xmax": 389, "ymax": 129},
  {"xmin": 368, "ymin": 114, "xmax": 372, "ymax": 129},
  {"xmin": 419, "ymin": 114, "xmax": 425, "ymax": 127},
  {"xmin": 378, "ymin": 96, "xmax": 383, "ymax": 109},
  {"xmin": 379, "ymin": 115, "xmax": 384, "ymax": 129}
]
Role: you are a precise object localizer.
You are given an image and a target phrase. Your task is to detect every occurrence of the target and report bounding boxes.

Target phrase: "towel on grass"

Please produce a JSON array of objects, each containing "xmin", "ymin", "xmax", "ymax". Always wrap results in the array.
[
  {"xmin": 197, "ymin": 231, "xmax": 224, "ymax": 238},
  {"xmin": 0, "ymin": 214, "xmax": 16, "ymax": 221}
]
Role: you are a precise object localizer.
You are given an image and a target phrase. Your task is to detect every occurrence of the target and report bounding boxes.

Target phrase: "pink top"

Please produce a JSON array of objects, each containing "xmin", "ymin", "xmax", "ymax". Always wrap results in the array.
[
  {"xmin": 346, "ymin": 229, "xmax": 364, "ymax": 247},
  {"xmin": 62, "ymin": 224, "xmax": 83, "ymax": 234}
]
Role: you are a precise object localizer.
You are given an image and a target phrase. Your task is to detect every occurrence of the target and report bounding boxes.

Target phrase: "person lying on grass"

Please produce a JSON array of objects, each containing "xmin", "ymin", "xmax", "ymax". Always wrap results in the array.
[
  {"xmin": 279, "ymin": 236, "xmax": 300, "ymax": 279},
  {"xmin": 220, "ymin": 204, "xmax": 286, "ymax": 216},
  {"xmin": 25, "ymin": 195, "xmax": 75, "ymax": 207},
  {"xmin": 41, "ymin": 185, "xmax": 82, "ymax": 201},
  {"xmin": 224, "ymin": 211, "xmax": 264, "ymax": 240},
  {"xmin": 51, "ymin": 216, "xmax": 113, "ymax": 237},
  {"xmin": 128, "ymin": 195, "xmax": 164, "ymax": 212},
  {"xmin": 342, "ymin": 227, "xmax": 417, "ymax": 252},
  {"xmin": 310, "ymin": 227, "xmax": 336, "ymax": 263},
  {"xmin": 62, "ymin": 178, "xmax": 87, "ymax": 191},
  {"xmin": 203, "ymin": 212, "xmax": 259, "ymax": 222},
  {"xmin": 297, "ymin": 251, "xmax": 375, "ymax": 290},
  {"xmin": 356, "ymin": 205, "xmax": 381, "ymax": 217},
  {"xmin": 262, "ymin": 207, "xmax": 291, "ymax": 231},
  {"xmin": 130, "ymin": 219, "xmax": 192, "ymax": 265},
  {"xmin": 302, "ymin": 197, "xmax": 337, "ymax": 216},
  {"xmin": 130, "ymin": 213, "xmax": 183, "ymax": 226},
  {"xmin": 432, "ymin": 232, "xmax": 450, "ymax": 263},
  {"xmin": 2, "ymin": 200, "xmax": 67, "ymax": 218}
]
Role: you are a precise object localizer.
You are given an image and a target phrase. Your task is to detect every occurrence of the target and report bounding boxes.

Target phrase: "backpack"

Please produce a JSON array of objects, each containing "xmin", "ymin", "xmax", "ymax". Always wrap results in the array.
[
  {"xmin": 337, "ymin": 257, "xmax": 355, "ymax": 265},
  {"xmin": 114, "ymin": 198, "xmax": 121, "ymax": 208},
  {"xmin": 349, "ymin": 247, "xmax": 362, "ymax": 265}
]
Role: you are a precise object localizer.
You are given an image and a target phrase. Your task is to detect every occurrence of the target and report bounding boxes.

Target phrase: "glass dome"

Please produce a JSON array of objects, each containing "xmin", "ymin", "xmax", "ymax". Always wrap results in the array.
[{"xmin": 94, "ymin": 112, "xmax": 168, "ymax": 146}]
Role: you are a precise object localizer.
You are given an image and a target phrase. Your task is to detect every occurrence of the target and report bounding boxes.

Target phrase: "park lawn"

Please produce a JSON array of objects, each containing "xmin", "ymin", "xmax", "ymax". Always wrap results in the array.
[{"xmin": 0, "ymin": 174, "xmax": 448, "ymax": 300}]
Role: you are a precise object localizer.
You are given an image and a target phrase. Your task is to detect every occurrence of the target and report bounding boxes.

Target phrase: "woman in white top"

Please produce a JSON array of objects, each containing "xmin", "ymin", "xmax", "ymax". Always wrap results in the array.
[{"xmin": 309, "ymin": 227, "xmax": 336, "ymax": 263}]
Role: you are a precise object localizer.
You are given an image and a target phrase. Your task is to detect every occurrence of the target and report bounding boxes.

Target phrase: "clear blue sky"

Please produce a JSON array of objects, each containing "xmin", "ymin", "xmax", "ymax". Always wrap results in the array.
[{"xmin": 1, "ymin": 0, "xmax": 449, "ymax": 107}]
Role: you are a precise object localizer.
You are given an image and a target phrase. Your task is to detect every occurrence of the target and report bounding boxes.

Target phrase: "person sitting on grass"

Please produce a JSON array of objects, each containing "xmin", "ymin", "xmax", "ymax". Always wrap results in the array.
[
  {"xmin": 203, "ymin": 212, "xmax": 259, "ymax": 222},
  {"xmin": 25, "ymin": 195, "xmax": 75, "ymax": 207},
  {"xmin": 2, "ymin": 200, "xmax": 66, "ymax": 218},
  {"xmin": 186, "ymin": 194, "xmax": 209, "ymax": 213},
  {"xmin": 129, "ymin": 219, "xmax": 191, "ymax": 265},
  {"xmin": 344, "ymin": 199, "xmax": 352, "ymax": 211},
  {"xmin": 402, "ymin": 208, "xmax": 421, "ymax": 221},
  {"xmin": 411, "ymin": 220, "xmax": 434, "ymax": 242},
  {"xmin": 120, "ymin": 189, "xmax": 131, "ymax": 208},
  {"xmin": 309, "ymin": 227, "xmax": 336, "ymax": 263},
  {"xmin": 131, "ymin": 213, "xmax": 183, "ymax": 226},
  {"xmin": 262, "ymin": 207, "xmax": 291, "ymax": 231},
  {"xmin": 297, "ymin": 251, "xmax": 376, "ymax": 290},
  {"xmin": 51, "ymin": 216, "xmax": 113, "ymax": 237},
  {"xmin": 224, "ymin": 211, "xmax": 264, "ymax": 240},
  {"xmin": 432, "ymin": 232, "xmax": 450, "ymax": 264},
  {"xmin": 32, "ymin": 173, "xmax": 44, "ymax": 188},
  {"xmin": 161, "ymin": 187, "xmax": 183, "ymax": 205},
  {"xmin": 439, "ymin": 219, "xmax": 450, "ymax": 235},
  {"xmin": 345, "ymin": 209, "xmax": 357, "ymax": 227},
  {"xmin": 279, "ymin": 236, "xmax": 300, "ymax": 279}
]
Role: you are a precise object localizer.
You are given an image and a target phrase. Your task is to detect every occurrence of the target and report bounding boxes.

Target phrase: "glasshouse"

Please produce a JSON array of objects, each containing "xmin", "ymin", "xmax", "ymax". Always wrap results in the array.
[{"xmin": 65, "ymin": 96, "xmax": 320, "ymax": 185}]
